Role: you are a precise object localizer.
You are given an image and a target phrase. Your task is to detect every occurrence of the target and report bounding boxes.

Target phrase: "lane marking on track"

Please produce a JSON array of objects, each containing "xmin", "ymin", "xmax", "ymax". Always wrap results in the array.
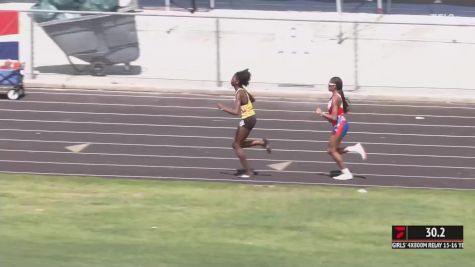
[
  {"xmin": 65, "ymin": 143, "xmax": 90, "ymax": 153},
  {"xmin": 23, "ymin": 91, "xmax": 475, "ymax": 109},
  {"xmin": 267, "ymin": 161, "xmax": 293, "ymax": 171},
  {"xmin": 4, "ymin": 100, "xmax": 475, "ymax": 118},
  {"xmin": 0, "ymin": 170, "xmax": 473, "ymax": 190},
  {"xmin": 1, "ymin": 142, "xmax": 475, "ymax": 159},
  {"xmin": 1, "ymin": 119, "xmax": 474, "ymax": 138},
  {"xmin": 1, "ymin": 130, "xmax": 475, "ymax": 149},
  {"xmin": 1, "ymin": 129, "xmax": 475, "ymax": 148},
  {"xmin": 0, "ymin": 157, "xmax": 473, "ymax": 171},
  {"xmin": 1, "ymin": 108, "xmax": 473, "ymax": 128}
]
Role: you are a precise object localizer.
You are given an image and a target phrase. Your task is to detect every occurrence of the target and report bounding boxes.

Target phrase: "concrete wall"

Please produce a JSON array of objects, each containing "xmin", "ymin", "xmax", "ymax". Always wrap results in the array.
[{"xmin": 6, "ymin": 4, "xmax": 475, "ymax": 91}]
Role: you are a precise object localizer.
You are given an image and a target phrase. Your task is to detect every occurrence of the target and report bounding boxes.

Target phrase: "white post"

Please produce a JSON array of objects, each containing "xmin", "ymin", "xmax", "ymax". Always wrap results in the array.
[
  {"xmin": 128, "ymin": 0, "xmax": 139, "ymax": 9},
  {"xmin": 336, "ymin": 0, "xmax": 342, "ymax": 14},
  {"xmin": 336, "ymin": 0, "xmax": 343, "ymax": 43},
  {"xmin": 210, "ymin": 0, "xmax": 215, "ymax": 9},
  {"xmin": 26, "ymin": 14, "xmax": 34, "ymax": 80},
  {"xmin": 377, "ymin": 0, "xmax": 383, "ymax": 14},
  {"xmin": 165, "ymin": 0, "xmax": 170, "ymax": 11},
  {"xmin": 215, "ymin": 18, "xmax": 221, "ymax": 86}
]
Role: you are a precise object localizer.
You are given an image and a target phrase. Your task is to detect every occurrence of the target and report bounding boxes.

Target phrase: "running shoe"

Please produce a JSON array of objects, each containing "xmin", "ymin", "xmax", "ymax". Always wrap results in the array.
[
  {"xmin": 333, "ymin": 168, "xmax": 354, "ymax": 180},
  {"xmin": 237, "ymin": 173, "xmax": 252, "ymax": 178},
  {"xmin": 235, "ymin": 169, "xmax": 258, "ymax": 175},
  {"xmin": 353, "ymin": 143, "xmax": 367, "ymax": 160},
  {"xmin": 333, "ymin": 173, "xmax": 353, "ymax": 180}
]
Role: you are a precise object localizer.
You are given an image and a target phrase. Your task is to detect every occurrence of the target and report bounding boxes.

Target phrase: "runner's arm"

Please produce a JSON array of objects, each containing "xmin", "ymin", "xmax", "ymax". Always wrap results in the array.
[
  {"xmin": 317, "ymin": 96, "xmax": 339, "ymax": 121},
  {"xmin": 217, "ymin": 91, "xmax": 242, "ymax": 116}
]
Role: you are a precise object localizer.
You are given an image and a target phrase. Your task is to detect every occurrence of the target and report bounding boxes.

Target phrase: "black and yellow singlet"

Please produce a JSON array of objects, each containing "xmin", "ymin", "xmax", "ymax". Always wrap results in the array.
[{"xmin": 236, "ymin": 88, "xmax": 256, "ymax": 119}]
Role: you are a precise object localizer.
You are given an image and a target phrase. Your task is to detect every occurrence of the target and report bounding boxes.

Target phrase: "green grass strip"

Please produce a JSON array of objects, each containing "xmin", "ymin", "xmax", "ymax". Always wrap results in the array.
[{"xmin": 0, "ymin": 174, "xmax": 473, "ymax": 267}]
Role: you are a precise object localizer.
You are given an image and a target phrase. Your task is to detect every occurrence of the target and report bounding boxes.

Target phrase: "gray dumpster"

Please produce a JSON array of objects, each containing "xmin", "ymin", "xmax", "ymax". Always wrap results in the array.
[{"xmin": 39, "ymin": 13, "xmax": 140, "ymax": 76}]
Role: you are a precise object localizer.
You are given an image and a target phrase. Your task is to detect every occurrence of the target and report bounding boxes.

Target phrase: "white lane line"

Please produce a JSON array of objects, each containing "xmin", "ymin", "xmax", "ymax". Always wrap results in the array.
[
  {"xmin": 24, "ymin": 91, "xmax": 475, "ymax": 109},
  {"xmin": 11, "ymin": 100, "xmax": 225, "ymax": 109},
  {"xmin": 260, "ymin": 110, "xmax": 475, "ymax": 119},
  {"xmin": 6, "ymin": 100, "xmax": 475, "ymax": 119},
  {"xmin": 1, "ymin": 118, "xmax": 474, "ymax": 138},
  {"xmin": 0, "ymin": 154, "xmax": 473, "ymax": 170},
  {"xmin": 1, "ymin": 141, "xmax": 475, "ymax": 159},
  {"xmin": 347, "ymin": 172, "xmax": 475, "ymax": 180},
  {"xmin": 1, "ymin": 108, "xmax": 474, "ymax": 128},
  {"xmin": 26, "ymin": 89, "xmax": 474, "ymax": 107},
  {"xmin": 0, "ymin": 170, "xmax": 474, "ymax": 190},
  {"xmin": 364, "ymin": 152, "xmax": 475, "ymax": 159},
  {"xmin": 1, "ymin": 158, "xmax": 474, "ymax": 180},
  {"xmin": 1, "ymin": 129, "xmax": 475, "ymax": 148},
  {"xmin": 349, "ymin": 112, "xmax": 475, "ymax": 119}
]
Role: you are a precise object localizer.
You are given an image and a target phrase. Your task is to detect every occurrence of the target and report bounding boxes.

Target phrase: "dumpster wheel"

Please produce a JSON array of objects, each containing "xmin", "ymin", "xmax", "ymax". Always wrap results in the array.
[
  {"xmin": 90, "ymin": 60, "xmax": 107, "ymax": 76},
  {"xmin": 124, "ymin": 63, "xmax": 132, "ymax": 72},
  {"xmin": 7, "ymin": 89, "xmax": 21, "ymax": 100}
]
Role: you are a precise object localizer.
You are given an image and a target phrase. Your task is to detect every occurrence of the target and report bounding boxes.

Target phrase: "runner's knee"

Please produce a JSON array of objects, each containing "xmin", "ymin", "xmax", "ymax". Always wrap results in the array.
[{"xmin": 232, "ymin": 142, "xmax": 241, "ymax": 150}]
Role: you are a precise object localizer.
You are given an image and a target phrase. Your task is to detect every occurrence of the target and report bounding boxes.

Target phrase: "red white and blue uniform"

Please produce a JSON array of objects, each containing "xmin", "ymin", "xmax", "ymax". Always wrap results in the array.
[{"xmin": 327, "ymin": 93, "xmax": 349, "ymax": 138}]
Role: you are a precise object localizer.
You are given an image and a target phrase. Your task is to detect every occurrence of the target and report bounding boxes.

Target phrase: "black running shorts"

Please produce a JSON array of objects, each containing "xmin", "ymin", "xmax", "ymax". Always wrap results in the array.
[{"xmin": 239, "ymin": 115, "xmax": 256, "ymax": 130}]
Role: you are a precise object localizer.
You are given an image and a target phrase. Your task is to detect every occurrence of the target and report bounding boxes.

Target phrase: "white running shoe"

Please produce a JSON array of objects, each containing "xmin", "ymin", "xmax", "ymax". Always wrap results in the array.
[
  {"xmin": 353, "ymin": 143, "xmax": 367, "ymax": 160},
  {"xmin": 333, "ymin": 168, "xmax": 354, "ymax": 180},
  {"xmin": 237, "ymin": 173, "xmax": 252, "ymax": 178}
]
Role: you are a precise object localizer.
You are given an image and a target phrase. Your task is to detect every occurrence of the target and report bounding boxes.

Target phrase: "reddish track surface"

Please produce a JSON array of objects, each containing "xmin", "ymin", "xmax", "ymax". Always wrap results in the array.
[{"xmin": 0, "ymin": 88, "xmax": 474, "ymax": 190}]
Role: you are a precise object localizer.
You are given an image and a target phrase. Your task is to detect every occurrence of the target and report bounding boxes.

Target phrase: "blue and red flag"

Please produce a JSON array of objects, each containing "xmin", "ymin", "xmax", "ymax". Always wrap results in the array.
[{"xmin": 0, "ymin": 11, "xmax": 19, "ymax": 61}]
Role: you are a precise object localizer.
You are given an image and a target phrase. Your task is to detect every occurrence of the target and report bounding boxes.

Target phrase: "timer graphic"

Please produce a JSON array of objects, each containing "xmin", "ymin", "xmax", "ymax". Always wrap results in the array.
[{"xmin": 392, "ymin": 225, "xmax": 463, "ymax": 249}]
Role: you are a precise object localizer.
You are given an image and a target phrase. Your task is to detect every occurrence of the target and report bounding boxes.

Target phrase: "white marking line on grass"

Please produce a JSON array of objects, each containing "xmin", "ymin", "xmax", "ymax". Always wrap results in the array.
[
  {"xmin": 1, "ymin": 119, "xmax": 474, "ymax": 138},
  {"xmin": 24, "ymin": 91, "xmax": 475, "ymax": 110},
  {"xmin": 1, "ymin": 140, "xmax": 475, "ymax": 159},
  {"xmin": 5, "ymin": 100, "xmax": 475, "ymax": 119},
  {"xmin": 0, "ymin": 155, "xmax": 474, "ymax": 171},
  {"xmin": 1, "ymin": 129, "xmax": 475, "ymax": 149},
  {"xmin": 0, "ymin": 170, "xmax": 474, "ymax": 191},
  {"xmin": 2, "ymin": 108, "xmax": 474, "ymax": 128}
]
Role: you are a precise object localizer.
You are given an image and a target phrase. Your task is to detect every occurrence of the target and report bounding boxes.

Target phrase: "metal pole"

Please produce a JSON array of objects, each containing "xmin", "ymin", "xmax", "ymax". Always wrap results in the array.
[
  {"xmin": 210, "ymin": 0, "xmax": 215, "ymax": 9},
  {"xmin": 27, "ymin": 14, "xmax": 34, "ymax": 80},
  {"xmin": 377, "ymin": 0, "xmax": 383, "ymax": 14},
  {"xmin": 353, "ymin": 22, "xmax": 359, "ymax": 91},
  {"xmin": 129, "ymin": 0, "xmax": 139, "ymax": 9},
  {"xmin": 165, "ymin": 0, "xmax": 170, "ymax": 11},
  {"xmin": 215, "ymin": 18, "xmax": 222, "ymax": 87},
  {"xmin": 337, "ymin": 0, "xmax": 343, "ymax": 44},
  {"xmin": 387, "ymin": 0, "xmax": 392, "ymax": 14},
  {"xmin": 191, "ymin": 0, "xmax": 196, "ymax": 13},
  {"xmin": 336, "ymin": 0, "xmax": 342, "ymax": 13}
]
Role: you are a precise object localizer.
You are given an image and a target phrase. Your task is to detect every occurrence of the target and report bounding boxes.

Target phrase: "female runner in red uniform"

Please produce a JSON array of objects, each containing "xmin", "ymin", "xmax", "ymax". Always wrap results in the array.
[
  {"xmin": 316, "ymin": 77, "xmax": 367, "ymax": 180},
  {"xmin": 217, "ymin": 69, "xmax": 271, "ymax": 178}
]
